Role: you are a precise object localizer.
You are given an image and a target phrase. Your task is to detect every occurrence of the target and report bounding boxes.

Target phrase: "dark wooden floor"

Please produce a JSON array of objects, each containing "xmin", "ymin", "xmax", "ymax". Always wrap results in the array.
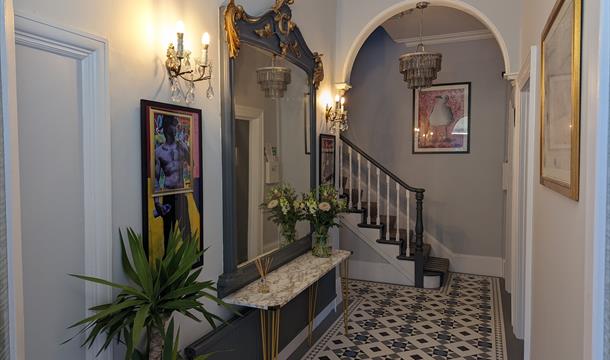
[{"xmin": 500, "ymin": 278, "xmax": 525, "ymax": 360}]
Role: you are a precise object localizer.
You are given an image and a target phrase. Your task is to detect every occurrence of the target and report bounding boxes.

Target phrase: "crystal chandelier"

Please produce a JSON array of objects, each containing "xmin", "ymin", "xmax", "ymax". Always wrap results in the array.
[
  {"xmin": 399, "ymin": 2, "xmax": 442, "ymax": 89},
  {"xmin": 257, "ymin": 55, "xmax": 291, "ymax": 99},
  {"xmin": 165, "ymin": 21, "xmax": 214, "ymax": 104}
]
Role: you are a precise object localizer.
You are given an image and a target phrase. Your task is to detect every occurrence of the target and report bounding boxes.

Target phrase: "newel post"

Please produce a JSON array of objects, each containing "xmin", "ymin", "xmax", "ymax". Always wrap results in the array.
[{"xmin": 414, "ymin": 191, "xmax": 425, "ymax": 288}]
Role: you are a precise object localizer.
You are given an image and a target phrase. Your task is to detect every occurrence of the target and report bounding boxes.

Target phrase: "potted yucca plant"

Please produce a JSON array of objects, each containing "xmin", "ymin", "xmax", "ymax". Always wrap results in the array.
[{"xmin": 65, "ymin": 228, "xmax": 227, "ymax": 360}]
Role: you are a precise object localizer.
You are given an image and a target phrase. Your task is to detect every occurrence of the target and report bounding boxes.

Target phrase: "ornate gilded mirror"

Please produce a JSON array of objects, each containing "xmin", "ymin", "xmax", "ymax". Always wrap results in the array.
[{"xmin": 218, "ymin": 0, "xmax": 323, "ymax": 297}]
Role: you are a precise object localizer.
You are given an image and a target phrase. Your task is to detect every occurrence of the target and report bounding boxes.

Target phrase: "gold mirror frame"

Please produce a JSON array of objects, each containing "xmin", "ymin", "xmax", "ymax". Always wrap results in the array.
[{"xmin": 218, "ymin": 0, "xmax": 324, "ymax": 297}]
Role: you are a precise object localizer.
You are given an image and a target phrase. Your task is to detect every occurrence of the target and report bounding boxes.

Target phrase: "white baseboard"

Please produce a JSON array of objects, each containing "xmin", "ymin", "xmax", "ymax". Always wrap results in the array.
[
  {"xmin": 423, "ymin": 229, "xmax": 504, "ymax": 277},
  {"xmin": 348, "ymin": 259, "xmax": 412, "ymax": 286},
  {"xmin": 279, "ymin": 297, "xmax": 337, "ymax": 360}
]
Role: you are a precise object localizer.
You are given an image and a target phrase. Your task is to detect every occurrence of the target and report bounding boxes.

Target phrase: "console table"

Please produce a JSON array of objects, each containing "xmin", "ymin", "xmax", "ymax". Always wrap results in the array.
[{"xmin": 222, "ymin": 249, "xmax": 351, "ymax": 360}]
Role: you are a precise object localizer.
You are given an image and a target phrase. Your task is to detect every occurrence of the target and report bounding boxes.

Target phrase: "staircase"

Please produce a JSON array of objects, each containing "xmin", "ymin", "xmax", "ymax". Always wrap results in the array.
[{"xmin": 338, "ymin": 135, "xmax": 450, "ymax": 289}]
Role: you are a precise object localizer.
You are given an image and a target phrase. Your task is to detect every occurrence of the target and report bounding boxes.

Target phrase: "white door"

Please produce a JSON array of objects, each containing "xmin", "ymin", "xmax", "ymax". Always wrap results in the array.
[{"xmin": 14, "ymin": 15, "xmax": 112, "ymax": 360}]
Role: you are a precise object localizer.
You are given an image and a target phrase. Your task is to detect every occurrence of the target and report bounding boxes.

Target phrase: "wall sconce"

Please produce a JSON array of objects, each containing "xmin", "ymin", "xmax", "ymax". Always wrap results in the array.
[
  {"xmin": 325, "ymin": 94, "xmax": 348, "ymax": 134},
  {"xmin": 165, "ymin": 21, "xmax": 213, "ymax": 104}
]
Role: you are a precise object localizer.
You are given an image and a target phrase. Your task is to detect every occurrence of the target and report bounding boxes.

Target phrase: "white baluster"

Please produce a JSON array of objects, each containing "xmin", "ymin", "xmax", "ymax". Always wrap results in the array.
[
  {"xmin": 348, "ymin": 147, "xmax": 353, "ymax": 208},
  {"xmin": 367, "ymin": 161, "xmax": 371, "ymax": 224},
  {"xmin": 406, "ymin": 189, "xmax": 411, "ymax": 257},
  {"xmin": 386, "ymin": 175, "xmax": 390, "ymax": 241},
  {"xmin": 396, "ymin": 182, "xmax": 400, "ymax": 242},
  {"xmin": 339, "ymin": 140, "xmax": 343, "ymax": 194},
  {"xmin": 376, "ymin": 169, "xmax": 380, "ymax": 225},
  {"xmin": 357, "ymin": 154, "xmax": 362, "ymax": 210}
]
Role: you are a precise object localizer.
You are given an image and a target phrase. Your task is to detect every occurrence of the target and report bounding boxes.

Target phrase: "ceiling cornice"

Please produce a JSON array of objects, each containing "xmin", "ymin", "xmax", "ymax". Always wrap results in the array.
[{"xmin": 392, "ymin": 29, "xmax": 494, "ymax": 48}]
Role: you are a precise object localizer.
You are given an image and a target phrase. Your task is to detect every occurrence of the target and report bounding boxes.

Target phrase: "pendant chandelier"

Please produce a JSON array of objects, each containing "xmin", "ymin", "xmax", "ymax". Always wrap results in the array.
[
  {"xmin": 399, "ymin": 2, "xmax": 442, "ymax": 89},
  {"xmin": 257, "ymin": 54, "xmax": 291, "ymax": 99}
]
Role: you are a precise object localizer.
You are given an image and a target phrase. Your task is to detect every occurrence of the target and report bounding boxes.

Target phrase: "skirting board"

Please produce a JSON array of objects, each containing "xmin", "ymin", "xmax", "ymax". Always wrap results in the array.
[
  {"xmin": 278, "ymin": 297, "xmax": 338, "ymax": 360},
  {"xmin": 347, "ymin": 260, "xmax": 411, "ymax": 286}
]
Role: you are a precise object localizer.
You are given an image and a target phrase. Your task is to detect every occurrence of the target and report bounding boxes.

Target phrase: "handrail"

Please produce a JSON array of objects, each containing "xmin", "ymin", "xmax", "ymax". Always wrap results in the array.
[
  {"xmin": 340, "ymin": 134, "xmax": 426, "ymax": 288},
  {"xmin": 340, "ymin": 135, "xmax": 425, "ymax": 194}
]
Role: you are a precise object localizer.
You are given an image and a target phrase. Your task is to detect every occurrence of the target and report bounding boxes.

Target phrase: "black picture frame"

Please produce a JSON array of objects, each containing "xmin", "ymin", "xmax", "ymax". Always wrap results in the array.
[
  {"xmin": 319, "ymin": 134, "xmax": 336, "ymax": 186},
  {"xmin": 412, "ymin": 82, "xmax": 472, "ymax": 154},
  {"xmin": 140, "ymin": 99, "xmax": 204, "ymax": 267}
]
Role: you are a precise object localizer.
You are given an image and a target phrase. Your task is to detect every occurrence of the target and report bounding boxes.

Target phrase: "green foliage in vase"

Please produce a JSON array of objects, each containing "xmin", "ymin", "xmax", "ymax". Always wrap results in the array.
[
  {"xmin": 302, "ymin": 185, "xmax": 347, "ymax": 233},
  {"xmin": 65, "ymin": 228, "xmax": 228, "ymax": 359},
  {"xmin": 260, "ymin": 183, "xmax": 304, "ymax": 243}
]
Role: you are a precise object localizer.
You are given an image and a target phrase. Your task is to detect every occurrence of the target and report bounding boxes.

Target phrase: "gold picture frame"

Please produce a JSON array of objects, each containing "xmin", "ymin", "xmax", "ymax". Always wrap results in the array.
[{"xmin": 540, "ymin": 0, "xmax": 582, "ymax": 200}]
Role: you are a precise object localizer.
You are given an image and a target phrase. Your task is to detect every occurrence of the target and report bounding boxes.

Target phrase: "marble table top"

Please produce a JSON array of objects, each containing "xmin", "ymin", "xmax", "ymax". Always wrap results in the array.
[{"xmin": 222, "ymin": 249, "xmax": 351, "ymax": 310}]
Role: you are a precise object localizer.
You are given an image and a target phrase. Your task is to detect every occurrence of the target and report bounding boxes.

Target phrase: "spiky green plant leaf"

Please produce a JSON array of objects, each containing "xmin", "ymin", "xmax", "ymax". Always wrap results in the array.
[{"xmin": 65, "ymin": 227, "xmax": 228, "ymax": 359}]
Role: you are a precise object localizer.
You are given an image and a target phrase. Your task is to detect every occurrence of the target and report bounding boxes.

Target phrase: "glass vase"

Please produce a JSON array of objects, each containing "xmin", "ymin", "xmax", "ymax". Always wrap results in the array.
[
  {"xmin": 279, "ymin": 222, "xmax": 297, "ymax": 246},
  {"xmin": 259, "ymin": 276, "xmax": 269, "ymax": 293},
  {"xmin": 312, "ymin": 227, "xmax": 332, "ymax": 258}
]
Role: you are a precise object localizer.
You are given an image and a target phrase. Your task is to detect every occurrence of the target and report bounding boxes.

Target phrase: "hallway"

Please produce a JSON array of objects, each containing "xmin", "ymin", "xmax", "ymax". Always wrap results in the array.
[{"xmin": 304, "ymin": 274, "xmax": 513, "ymax": 360}]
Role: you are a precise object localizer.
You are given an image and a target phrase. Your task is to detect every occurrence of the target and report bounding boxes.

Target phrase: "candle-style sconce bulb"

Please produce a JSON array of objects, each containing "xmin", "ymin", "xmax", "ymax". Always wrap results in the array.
[{"xmin": 165, "ymin": 23, "xmax": 213, "ymax": 104}]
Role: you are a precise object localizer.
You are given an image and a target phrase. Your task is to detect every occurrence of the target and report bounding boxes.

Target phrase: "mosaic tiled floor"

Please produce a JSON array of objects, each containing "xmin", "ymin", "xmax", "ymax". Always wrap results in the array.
[{"xmin": 303, "ymin": 273, "xmax": 507, "ymax": 360}]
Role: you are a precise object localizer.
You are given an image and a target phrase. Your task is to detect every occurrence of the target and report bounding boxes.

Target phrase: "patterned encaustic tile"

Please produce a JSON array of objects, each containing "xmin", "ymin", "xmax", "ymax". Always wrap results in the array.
[{"xmin": 303, "ymin": 273, "xmax": 506, "ymax": 360}]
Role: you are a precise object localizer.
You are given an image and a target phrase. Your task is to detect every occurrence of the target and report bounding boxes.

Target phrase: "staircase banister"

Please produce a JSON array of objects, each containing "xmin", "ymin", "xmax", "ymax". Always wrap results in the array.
[{"xmin": 340, "ymin": 135, "xmax": 425, "ymax": 194}]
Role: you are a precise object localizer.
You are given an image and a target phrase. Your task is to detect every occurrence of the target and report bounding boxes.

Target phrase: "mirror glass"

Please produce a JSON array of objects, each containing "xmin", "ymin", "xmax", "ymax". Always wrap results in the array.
[{"xmin": 233, "ymin": 43, "xmax": 311, "ymax": 267}]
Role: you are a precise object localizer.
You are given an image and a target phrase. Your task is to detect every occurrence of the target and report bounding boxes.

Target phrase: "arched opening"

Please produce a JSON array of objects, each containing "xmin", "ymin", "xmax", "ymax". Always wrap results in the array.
[
  {"xmin": 339, "ymin": 1, "xmax": 514, "ymax": 325},
  {"xmin": 340, "ymin": 0, "xmax": 511, "ymax": 85}
]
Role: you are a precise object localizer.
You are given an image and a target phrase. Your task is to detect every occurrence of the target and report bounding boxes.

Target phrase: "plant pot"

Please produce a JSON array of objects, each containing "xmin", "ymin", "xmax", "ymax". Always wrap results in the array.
[
  {"xmin": 312, "ymin": 227, "xmax": 332, "ymax": 258},
  {"xmin": 279, "ymin": 222, "xmax": 297, "ymax": 246}
]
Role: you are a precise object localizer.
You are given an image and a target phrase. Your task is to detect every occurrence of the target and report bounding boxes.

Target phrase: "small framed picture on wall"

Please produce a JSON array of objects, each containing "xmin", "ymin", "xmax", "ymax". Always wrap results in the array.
[
  {"xmin": 141, "ymin": 99, "xmax": 203, "ymax": 266},
  {"xmin": 413, "ymin": 82, "xmax": 471, "ymax": 154},
  {"xmin": 319, "ymin": 134, "xmax": 336, "ymax": 186}
]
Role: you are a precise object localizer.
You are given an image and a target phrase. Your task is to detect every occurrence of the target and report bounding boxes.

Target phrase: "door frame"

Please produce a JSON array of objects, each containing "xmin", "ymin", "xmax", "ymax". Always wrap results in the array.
[
  {"xmin": 1, "ymin": 1, "xmax": 24, "ymax": 358},
  {"xmin": 235, "ymin": 105, "xmax": 264, "ymax": 260},
  {"xmin": 511, "ymin": 46, "xmax": 538, "ymax": 355},
  {"xmin": 3, "ymin": 12, "xmax": 113, "ymax": 360}
]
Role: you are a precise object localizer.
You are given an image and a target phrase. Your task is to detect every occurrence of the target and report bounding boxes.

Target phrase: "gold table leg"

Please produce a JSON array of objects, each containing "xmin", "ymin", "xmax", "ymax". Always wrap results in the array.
[
  {"xmin": 339, "ymin": 259, "xmax": 350, "ymax": 336},
  {"xmin": 307, "ymin": 280, "xmax": 319, "ymax": 346},
  {"xmin": 260, "ymin": 308, "xmax": 281, "ymax": 360}
]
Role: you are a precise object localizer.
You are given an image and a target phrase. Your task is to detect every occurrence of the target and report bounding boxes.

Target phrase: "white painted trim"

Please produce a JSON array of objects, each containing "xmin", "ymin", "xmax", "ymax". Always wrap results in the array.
[
  {"xmin": 510, "ymin": 45, "xmax": 537, "ymax": 343},
  {"xmin": 582, "ymin": 0, "xmax": 608, "ymax": 358},
  {"xmin": 235, "ymin": 105, "xmax": 264, "ymax": 260},
  {"xmin": 1, "ymin": 1, "xmax": 25, "ymax": 358},
  {"xmin": 14, "ymin": 14, "xmax": 113, "ymax": 360},
  {"xmin": 340, "ymin": 0, "xmax": 511, "ymax": 84},
  {"xmin": 521, "ymin": 45, "xmax": 539, "ymax": 360},
  {"xmin": 279, "ymin": 297, "xmax": 338, "ymax": 360},
  {"xmin": 394, "ymin": 29, "xmax": 494, "ymax": 48},
  {"xmin": 421, "ymin": 227, "xmax": 504, "ymax": 277}
]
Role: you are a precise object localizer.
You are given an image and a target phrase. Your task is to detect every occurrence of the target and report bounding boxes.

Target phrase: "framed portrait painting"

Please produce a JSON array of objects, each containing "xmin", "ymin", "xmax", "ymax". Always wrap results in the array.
[
  {"xmin": 141, "ymin": 100, "xmax": 203, "ymax": 265},
  {"xmin": 413, "ymin": 82, "xmax": 471, "ymax": 154},
  {"xmin": 319, "ymin": 134, "xmax": 336, "ymax": 186},
  {"xmin": 540, "ymin": 0, "xmax": 581, "ymax": 200}
]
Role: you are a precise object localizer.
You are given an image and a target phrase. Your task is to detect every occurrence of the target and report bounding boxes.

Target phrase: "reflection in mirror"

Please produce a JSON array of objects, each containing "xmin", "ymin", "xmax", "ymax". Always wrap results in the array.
[{"xmin": 234, "ymin": 43, "xmax": 311, "ymax": 267}]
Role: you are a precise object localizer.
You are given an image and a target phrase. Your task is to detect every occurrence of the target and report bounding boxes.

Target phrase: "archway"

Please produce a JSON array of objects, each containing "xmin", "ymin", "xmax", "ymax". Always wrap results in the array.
[{"xmin": 340, "ymin": 0, "xmax": 511, "ymax": 85}]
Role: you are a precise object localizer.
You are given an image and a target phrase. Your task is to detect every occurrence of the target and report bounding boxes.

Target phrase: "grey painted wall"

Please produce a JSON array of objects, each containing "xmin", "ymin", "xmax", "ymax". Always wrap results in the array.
[{"xmin": 345, "ymin": 28, "xmax": 507, "ymax": 258}]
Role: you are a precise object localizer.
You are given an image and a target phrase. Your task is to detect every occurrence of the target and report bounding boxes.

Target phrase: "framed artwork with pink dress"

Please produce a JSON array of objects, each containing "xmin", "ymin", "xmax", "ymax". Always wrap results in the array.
[{"xmin": 412, "ymin": 82, "xmax": 471, "ymax": 154}]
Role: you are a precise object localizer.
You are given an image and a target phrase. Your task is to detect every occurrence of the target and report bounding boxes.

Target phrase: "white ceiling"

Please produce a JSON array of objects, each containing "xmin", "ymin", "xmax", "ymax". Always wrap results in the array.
[{"xmin": 381, "ymin": 6, "xmax": 487, "ymax": 42}]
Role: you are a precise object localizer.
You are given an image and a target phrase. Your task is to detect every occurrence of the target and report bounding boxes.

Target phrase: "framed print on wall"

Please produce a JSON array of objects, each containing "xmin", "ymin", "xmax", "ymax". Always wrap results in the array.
[
  {"xmin": 141, "ymin": 100, "xmax": 203, "ymax": 265},
  {"xmin": 540, "ymin": 0, "xmax": 581, "ymax": 200},
  {"xmin": 413, "ymin": 82, "xmax": 471, "ymax": 154},
  {"xmin": 319, "ymin": 134, "xmax": 336, "ymax": 186}
]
